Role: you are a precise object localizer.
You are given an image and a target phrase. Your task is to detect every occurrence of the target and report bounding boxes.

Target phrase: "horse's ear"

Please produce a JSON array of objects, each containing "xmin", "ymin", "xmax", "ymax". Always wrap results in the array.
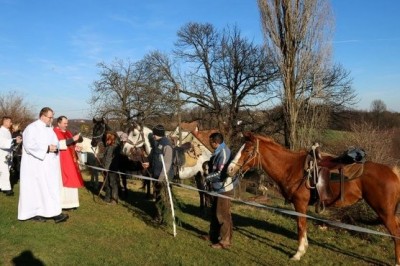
[
  {"xmin": 93, "ymin": 117, "xmax": 104, "ymax": 123},
  {"xmin": 242, "ymin": 131, "xmax": 252, "ymax": 140}
]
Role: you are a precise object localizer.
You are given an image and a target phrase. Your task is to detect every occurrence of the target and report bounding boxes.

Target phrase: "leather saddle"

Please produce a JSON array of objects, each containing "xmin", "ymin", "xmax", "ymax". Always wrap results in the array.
[
  {"xmin": 304, "ymin": 144, "xmax": 366, "ymax": 212},
  {"xmin": 173, "ymin": 142, "xmax": 202, "ymax": 168}
]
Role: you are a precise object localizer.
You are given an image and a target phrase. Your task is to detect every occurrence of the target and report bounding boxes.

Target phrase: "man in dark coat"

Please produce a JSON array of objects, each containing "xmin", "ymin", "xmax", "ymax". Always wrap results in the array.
[{"xmin": 142, "ymin": 124, "xmax": 173, "ymax": 224}]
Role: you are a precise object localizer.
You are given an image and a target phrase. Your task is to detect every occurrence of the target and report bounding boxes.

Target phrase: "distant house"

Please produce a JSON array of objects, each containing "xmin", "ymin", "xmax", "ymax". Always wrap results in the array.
[
  {"xmin": 181, "ymin": 129, "xmax": 219, "ymax": 154},
  {"xmin": 169, "ymin": 121, "xmax": 199, "ymax": 141},
  {"xmin": 168, "ymin": 120, "xmax": 219, "ymax": 155}
]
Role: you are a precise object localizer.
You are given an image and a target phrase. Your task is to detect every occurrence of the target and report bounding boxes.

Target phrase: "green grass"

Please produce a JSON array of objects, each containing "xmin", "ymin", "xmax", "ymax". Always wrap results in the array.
[{"xmin": 0, "ymin": 172, "xmax": 395, "ymax": 265}]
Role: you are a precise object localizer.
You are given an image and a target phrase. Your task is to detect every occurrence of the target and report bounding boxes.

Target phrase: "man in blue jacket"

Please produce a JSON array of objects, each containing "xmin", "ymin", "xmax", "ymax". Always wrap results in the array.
[{"xmin": 205, "ymin": 132, "xmax": 233, "ymax": 249}]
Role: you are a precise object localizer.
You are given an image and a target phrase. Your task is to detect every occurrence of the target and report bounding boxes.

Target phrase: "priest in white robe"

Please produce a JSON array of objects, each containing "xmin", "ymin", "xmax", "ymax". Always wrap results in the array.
[
  {"xmin": 18, "ymin": 107, "xmax": 69, "ymax": 223},
  {"xmin": 0, "ymin": 116, "xmax": 22, "ymax": 195}
]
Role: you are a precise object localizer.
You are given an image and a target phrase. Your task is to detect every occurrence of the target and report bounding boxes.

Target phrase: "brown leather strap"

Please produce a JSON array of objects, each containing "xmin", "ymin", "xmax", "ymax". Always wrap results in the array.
[{"xmin": 340, "ymin": 168, "xmax": 344, "ymax": 201}]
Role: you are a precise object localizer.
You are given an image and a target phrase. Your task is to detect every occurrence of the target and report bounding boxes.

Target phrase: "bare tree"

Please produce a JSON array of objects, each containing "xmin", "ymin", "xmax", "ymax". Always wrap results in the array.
[
  {"xmin": 370, "ymin": 99, "xmax": 387, "ymax": 127},
  {"xmin": 0, "ymin": 90, "xmax": 35, "ymax": 129},
  {"xmin": 140, "ymin": 51, "xmax": 184, "ymax": 141},
  {"xmin": 258, "ymin": 0, "xmax": 356, "ymax": 149},
  {"xmin": 89, "ymin": 58, "xmax": 175, "ymax": 130},
  {"xmin": 370, "ymin": 99, "xmax": 387, "ymax": 113},
  {"xmin": 174, "ymin": 22, "xmax": 278, "ymax": 143}
]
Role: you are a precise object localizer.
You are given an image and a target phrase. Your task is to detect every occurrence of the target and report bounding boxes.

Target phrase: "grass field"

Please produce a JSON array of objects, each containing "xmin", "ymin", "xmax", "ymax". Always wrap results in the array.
[{"xmin": 0, "ymin": 171, "xmax": 396, "ymax": 265}]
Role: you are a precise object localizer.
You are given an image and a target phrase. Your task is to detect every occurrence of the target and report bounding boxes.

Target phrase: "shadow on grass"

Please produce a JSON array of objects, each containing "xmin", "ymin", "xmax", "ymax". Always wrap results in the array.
[
  {"xmin": 177, "ymin": 199, "xmax": 390, "ymax": 265},
  {"xmin": 121, "ymin": 188, "xmax": 157, "ymax": 221},
  {"xmin": 12, "ymin": 250, "xmax": 45, "ymax": 266},
  {"xmin": 83, "ymin": 179, "xmax": 168, "ymax": 228},
  {"xmin": 83, "ymin": 180, "xmax": 390, "ymax": 265}
]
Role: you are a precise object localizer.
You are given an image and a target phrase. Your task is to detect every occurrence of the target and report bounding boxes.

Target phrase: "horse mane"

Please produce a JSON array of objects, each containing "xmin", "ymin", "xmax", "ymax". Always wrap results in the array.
[{"xmin": 252, "ymin": 133, "xmax": 307, "ymax": 156}]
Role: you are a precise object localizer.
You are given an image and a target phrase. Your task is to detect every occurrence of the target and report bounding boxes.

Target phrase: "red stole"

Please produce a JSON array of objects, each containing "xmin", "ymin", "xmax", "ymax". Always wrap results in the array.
[{"xmin": 54, "ymin": 127, "xmax": 84, "ymax": 188}]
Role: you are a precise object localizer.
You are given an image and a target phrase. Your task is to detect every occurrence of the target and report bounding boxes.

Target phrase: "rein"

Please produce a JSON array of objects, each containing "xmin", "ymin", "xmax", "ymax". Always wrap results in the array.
[
  {"xmin": 305, "ymin": 143, "xmax": 320, "ymax": 189},
  {"xmin": 233, "ymin": 137, "xmax": 306, "ymax": 203},
  {"xmin": 212, "ymin": 173, "xmax": 242, "ymax": 193}
]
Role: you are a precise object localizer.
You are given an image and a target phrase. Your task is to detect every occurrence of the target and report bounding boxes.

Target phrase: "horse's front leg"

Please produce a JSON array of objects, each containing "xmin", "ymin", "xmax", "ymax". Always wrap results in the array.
[
  {"xmin": 194, "ymin": 172, "xmax": 207, "ymax": 216},
  {"xmin": 291, "ymin": 196, "xmax": 309, "ymax": 261}
]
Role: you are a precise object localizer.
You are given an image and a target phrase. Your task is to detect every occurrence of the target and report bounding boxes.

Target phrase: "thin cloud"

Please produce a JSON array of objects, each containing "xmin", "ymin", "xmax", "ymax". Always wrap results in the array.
[
  {"xmin": 334, "ymin": 39, "xmax": 361, "ymax": 44},
  {"xmin": 70, "ymin": 27, "xmax": 105, "ymax": 61},
  {"xmin": 334, "ymin": 37, "xmax": 400, "ymax": 44}
]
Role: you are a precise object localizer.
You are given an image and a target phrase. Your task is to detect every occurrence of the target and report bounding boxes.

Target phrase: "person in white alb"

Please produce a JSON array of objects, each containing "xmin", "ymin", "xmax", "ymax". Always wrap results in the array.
[
  {"xmin": 0, "ymin": 116, "xmax": 22, "ymax": 196},
  {"xmin": 18, "ymin": 107, "xmax": 69, "ymax": 223}
]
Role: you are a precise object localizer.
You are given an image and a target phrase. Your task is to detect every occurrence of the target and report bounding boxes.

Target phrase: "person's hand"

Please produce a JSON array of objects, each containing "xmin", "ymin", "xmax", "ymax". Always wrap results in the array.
[
  {"xmin": 142, "ymin": 162, "xmax": 150, "ymax": 169},
  {"xmin": 48, "ymin": 144, "xmax": 58, "ymax": 153},
  {"xmin": 73, "ymin": 133, "xmax": 81, "ymax": 142},
  {"xmin": 75, "ymin": 145, "xmax": 82, "ymax": 152}
]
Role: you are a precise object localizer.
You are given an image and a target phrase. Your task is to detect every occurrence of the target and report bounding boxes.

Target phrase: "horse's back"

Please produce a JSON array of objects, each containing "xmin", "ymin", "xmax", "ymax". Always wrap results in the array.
[
  {"xmin": 178, "ymin": 147, "xmax": 212, "ymax": 179},
  {"xmin": 362, "ymin": 161, "xmax": 400, "ymax": 182},
  {"xmin": 359, "ymin": 161, "xmax": 400, "ymax": 204},
  {"xmin": 76, "ymin": 137, "xmax": 93, "ymax": 153}
]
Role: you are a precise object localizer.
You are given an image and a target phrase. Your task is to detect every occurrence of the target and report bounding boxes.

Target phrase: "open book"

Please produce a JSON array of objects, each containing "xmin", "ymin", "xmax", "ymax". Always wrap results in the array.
[{"xmin": 58, "ymin": 140, "xmax": 67, "ymax": 150}]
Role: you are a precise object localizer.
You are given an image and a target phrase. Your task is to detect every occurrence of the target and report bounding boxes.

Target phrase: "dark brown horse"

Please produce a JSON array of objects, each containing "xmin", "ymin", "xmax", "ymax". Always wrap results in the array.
[{"xmin": 227, "ymin": 132, "xmax": 400, "ymax": 264}]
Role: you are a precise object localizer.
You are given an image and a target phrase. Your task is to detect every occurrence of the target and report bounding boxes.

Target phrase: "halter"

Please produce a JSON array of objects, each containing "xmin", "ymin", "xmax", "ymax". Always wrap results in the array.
[
  {"xmin": 233, "ymin": 138, "xmax": 262, "ymax": 177},
  {"xmin": 92, "ymin": 123, "xmax": 106, "ymax": 140},
  {"xmin": 128, "ymin": 125, "xmax": 150, "ymax": 159},
  {"xmin": 131, "ymin": 127, "xmax": 145, "ymax": 147}
]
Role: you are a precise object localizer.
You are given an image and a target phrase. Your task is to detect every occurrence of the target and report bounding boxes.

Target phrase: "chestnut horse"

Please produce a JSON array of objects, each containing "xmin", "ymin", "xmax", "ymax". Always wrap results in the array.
[{"xmin": 227, "ymin": 132, "xmax": 400, "ymax": 265}]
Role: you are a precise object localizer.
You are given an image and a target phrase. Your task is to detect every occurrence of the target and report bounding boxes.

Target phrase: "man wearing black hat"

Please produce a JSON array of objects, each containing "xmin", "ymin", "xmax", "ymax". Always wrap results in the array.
[{"xmin": 142, "ymin": 124, "xmax": 174, "ymax": 224}]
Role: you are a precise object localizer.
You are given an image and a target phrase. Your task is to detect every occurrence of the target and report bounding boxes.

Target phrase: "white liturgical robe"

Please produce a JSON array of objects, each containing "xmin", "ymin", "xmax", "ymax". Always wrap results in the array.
[
  {"xmin": 18, "ymin": 119, "xmax": 62, "ymax": 220},
  {"xmin": 0, "ymin": 126, "xmax": 13, "ymax": 191}
]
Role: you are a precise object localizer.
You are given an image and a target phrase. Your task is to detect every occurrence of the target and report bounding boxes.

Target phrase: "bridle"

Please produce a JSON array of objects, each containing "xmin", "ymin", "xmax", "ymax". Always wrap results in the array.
[
  {"xmin": 92, "ymin": 123, "xmax": 106, "ymax": 141},
  {"xmin": 232, "ymin": 138, "xmax": 262, "ymax": 176}
]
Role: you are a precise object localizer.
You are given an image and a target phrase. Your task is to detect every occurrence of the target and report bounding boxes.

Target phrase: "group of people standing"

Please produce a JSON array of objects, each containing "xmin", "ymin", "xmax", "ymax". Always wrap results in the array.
[
  {"xmin": 143, "ymin": 125, "xmax": 234, "ymax": 249},
  {"xmin": 0, "ymin": 107, "xmax": 84, "ymax": 223},
  {"xmin": 1, "ymin": 108, "xmax": 235, "ymax": 248}
]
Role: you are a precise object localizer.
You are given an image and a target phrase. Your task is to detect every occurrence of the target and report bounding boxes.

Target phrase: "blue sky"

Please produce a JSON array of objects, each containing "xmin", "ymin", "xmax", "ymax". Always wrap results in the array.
[{"xmin": 0, "ymin": 0, "xmax": 399, "ymax": 119}]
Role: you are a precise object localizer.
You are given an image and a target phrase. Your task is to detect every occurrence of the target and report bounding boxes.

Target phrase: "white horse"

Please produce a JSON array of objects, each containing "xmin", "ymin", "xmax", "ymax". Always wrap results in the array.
[
  {"xmin": 173, "ymin": 140, "xmax": 212, "ymax": 214},
  {"xmin": 121, "ymin": 124, "xmax": 153, "ymax": 158},
  {"xmin": 76, "ymin": 137, "xmax": 104, "ymax": 189},
  {"xmin": 175, "ymin": 143, "xmax": 212, "ymax": 180},
  {"xmin": 117, "ymin": 123, "xmax": 154, "ymax": 197}
]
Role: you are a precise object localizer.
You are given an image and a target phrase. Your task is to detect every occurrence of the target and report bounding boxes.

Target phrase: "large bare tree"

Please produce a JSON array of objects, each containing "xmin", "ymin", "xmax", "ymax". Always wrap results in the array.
[
  {"xmin": 258, "ymin": 0, "xmax": 356, "ymax": 149},
  {"xmin": 89, "ymin": 58, "xmax": 175, "ymax": 130},
  {"xmin": 174, "ymin": 22, "xmax": 278, "ymax": 143},
  {"xmin": 140, "ymin": 51, "xmax": 186, "ymax": 142}
]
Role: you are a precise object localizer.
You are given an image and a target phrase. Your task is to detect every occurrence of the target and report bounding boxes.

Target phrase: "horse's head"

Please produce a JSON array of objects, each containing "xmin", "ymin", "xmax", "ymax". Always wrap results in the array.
[
  {"xmin": 227, "ymin": 132, "xmax": 258, "ymax": 176},
  {"xmin": 128, "ymin": 121, "xmax": 141, "ymax": 136},
  {"xmin": 91, "ymin": 117, "xmax": 110, "ymax": 147}
]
